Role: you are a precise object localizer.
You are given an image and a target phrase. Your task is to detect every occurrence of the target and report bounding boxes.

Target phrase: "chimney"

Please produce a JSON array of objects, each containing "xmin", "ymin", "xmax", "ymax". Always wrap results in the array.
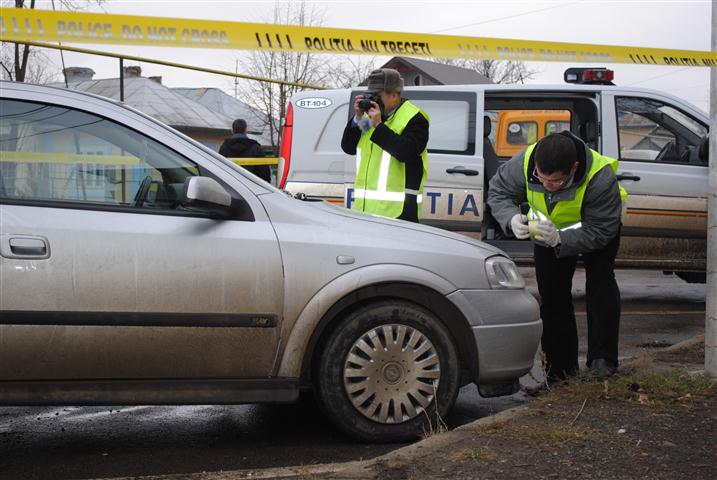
[
  {"xmin": 149, "ymin": 76, "xmax": 162, "ymax": 84},
  {"xmin": 123, "ymin": 66, "xmax": 142, "ymax": 77},
  {"xmin": 63, "ymin": 67, "xmax": 95, "ymax": 82}
]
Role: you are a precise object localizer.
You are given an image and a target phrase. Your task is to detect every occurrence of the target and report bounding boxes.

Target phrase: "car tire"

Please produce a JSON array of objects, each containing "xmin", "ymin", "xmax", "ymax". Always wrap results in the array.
[{"xmin": 316, "ymin": 300, "xmax": 460, "ymax": 442}]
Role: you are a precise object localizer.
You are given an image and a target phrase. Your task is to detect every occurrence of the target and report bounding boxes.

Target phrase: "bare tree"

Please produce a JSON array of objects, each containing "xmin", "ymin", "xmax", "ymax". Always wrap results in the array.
[
  {"xmin": 236, "ymin": 0, "xmax": 330, "ymax": 151},
  {"xmin": 323, "ymin": 56, "xmax": 378, "ymax": 89},
  {"xmin": 0, "ymin": 43, "xmax": 59, "ymax": 83},
  {"xmin": 432, "ymin": 57, "xmax": 540, "ymax": 84},
  {"xmin": 0, "ymin": 0, "xmax": 105, "ymax": 83}
]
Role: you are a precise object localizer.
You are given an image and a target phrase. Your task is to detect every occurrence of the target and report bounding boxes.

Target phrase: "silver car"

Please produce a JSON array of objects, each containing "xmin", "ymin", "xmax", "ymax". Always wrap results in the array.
[{"xmin": 0, "ymin": 81, "xmax": 541, "ymax": 442}]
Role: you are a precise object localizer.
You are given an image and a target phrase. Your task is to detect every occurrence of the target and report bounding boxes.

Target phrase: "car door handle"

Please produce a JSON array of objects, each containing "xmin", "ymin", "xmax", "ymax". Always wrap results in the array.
[
  {"xmin": 446, "ymin": 167, "xmax": 479, "ymax": 176},
  {"xmin": 617, "ymin": 174, "xmax": 641, "ymax": 182},
  {"xmin": 0, "ymin": 235, "xmax": 51, "ymax": 259}
]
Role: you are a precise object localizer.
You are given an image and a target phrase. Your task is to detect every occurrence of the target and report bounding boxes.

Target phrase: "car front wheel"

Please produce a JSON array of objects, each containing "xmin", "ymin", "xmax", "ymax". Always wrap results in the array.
[{"xmin": 316, "ymin": 300, "xmax": 460, "ymax": 442}]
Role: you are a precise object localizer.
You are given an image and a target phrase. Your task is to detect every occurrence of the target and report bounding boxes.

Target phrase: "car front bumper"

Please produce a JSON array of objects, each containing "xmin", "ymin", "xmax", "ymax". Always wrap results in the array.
[{"xmin": 447, "ymin": 289, "xmax": 542, "ymax": 383}]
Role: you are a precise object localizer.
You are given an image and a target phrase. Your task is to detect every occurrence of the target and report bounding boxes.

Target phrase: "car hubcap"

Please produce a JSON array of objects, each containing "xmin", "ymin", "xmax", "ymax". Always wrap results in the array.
[{"xmin": 343, "ymin": 324, "xmax": 441, "ymax": 424}]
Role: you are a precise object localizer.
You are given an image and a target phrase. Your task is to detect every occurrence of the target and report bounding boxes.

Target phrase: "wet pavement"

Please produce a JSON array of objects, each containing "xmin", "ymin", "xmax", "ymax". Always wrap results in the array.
[{"xmin": 0, "ymin": 269, "xmax": 706, "ymax": 480}]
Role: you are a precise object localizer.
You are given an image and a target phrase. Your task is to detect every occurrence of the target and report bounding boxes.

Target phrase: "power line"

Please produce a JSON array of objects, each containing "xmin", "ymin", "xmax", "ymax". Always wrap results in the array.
[
  {"xmin": 430, "ymin": 2, "xmax": 578, "ymax": 34},
  {"xmin": 623, "ymin": 67, "xmax": 691, "ymax": 87}
]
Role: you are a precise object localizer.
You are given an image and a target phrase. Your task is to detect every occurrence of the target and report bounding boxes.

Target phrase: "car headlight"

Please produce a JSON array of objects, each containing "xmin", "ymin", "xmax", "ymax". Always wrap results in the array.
[{"xmin": 485, "ymin": 256, "xmax": 525, "ymax": 289}]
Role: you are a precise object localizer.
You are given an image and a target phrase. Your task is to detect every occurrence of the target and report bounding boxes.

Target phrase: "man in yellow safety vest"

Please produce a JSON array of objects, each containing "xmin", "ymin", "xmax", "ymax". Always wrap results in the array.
[
  {"xmin": 341, "ymin": 68, "xmax": 429, "ymax": 222},
  {"xmin": 488, "ymin": 131, "xmax": 627, "ymax": 383}
]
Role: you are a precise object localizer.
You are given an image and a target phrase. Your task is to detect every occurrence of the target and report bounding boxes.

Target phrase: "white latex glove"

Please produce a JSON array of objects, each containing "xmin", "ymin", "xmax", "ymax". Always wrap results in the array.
[
  {"xmin": 510, "ymin": 214, "xmax": 530, "ymax": 239},
  {"xmin": 534, "ymin": 220, "xmax": 561, "ymax": 247}
]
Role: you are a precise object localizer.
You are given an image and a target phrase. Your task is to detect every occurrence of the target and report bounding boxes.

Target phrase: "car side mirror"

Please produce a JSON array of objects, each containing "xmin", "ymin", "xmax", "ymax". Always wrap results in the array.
[{"xmin": 180, "ymin": 176, "xmax": 232, "ymax": 215}]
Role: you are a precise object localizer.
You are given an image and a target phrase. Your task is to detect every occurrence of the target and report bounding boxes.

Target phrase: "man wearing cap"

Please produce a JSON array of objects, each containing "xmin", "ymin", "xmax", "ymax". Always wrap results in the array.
[
  {"xmin": 341, "ymin": 68, "xmax": 429, "ymax": 223},
  {"xmin": 487, "ymin": 132, "xmax": 626, "ymax": 384}
]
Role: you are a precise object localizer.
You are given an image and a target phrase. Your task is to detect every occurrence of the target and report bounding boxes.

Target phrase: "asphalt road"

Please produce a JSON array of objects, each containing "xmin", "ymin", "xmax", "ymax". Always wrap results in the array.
[{"xmin": 0, "ymin": 269, "xmax": 706, "ymax": 480}]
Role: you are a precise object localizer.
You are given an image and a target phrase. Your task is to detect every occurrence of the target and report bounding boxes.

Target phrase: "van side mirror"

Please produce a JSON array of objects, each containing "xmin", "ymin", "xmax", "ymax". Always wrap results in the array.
[{"xmin": 180, "ymin": 176, "xmax": 232, "ymax": 215}]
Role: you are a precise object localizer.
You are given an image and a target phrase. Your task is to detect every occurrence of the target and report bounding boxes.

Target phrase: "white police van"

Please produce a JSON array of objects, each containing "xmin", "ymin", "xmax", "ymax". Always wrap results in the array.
[{"xmin": 278, "ymin": 69, "xmax": 710, "ymax": 281}]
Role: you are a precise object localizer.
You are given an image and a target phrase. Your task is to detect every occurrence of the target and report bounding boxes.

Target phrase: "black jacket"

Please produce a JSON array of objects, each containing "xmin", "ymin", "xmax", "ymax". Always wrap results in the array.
[
  {"xmin": 219, "ymin": 134, "xmax": 271, "ymax": 183},
  {"xmin": 341, "ymin": 100, "xmax": 429, "ymax": 222}
]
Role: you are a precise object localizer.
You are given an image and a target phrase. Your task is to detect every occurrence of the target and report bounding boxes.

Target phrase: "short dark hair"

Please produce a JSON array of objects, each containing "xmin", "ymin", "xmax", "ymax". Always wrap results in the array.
[
  {"xmin": 534, "ymin": 133, "xmax": 577, "ymax": 174},
  {"xmin": 232, "ymin": 119, "xmax": 247, "ymax": 134}
]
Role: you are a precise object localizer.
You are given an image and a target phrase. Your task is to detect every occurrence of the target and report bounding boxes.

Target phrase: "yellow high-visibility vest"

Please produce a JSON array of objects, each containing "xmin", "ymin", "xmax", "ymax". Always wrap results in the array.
[
  {"xmin": 354, "ymin": 101, "xmax": 428, "ymax": 219},
  {"xmin": 523, "ymin": 143, "xmax": 627, "ymax": 229}
]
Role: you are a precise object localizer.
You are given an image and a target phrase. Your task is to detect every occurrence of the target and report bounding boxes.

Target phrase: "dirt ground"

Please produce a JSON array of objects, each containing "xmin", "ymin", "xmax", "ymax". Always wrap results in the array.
[
  {"xmin": 317, "ymin": 336, "xmax": 716, "ymax": 480},
  {"xmin": 126, "ymin": 338, "xmax": 715, "ymax": 480}
]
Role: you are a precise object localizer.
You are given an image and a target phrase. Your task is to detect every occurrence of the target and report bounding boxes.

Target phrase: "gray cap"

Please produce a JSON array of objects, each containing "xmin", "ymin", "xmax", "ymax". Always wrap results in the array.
[{"xmin": 366, "ymin": 68, "xmax": 404, "ymax": 94}]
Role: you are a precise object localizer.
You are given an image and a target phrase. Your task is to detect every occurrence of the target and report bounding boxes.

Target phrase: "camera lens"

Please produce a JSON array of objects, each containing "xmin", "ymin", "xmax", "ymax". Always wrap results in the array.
[{"xmin": 358, "ymin": 98, "xmax": 373, "ymax": 111}]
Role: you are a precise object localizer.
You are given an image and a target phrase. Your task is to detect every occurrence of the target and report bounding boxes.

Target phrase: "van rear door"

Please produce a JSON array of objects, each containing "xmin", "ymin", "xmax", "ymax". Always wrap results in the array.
[{"xmin": 283, "ymin": 90, "xmax": 352, "ymax": 205}]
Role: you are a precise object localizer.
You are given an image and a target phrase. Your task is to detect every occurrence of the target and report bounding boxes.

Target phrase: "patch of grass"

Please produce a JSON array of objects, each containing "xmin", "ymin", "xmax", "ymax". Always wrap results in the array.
[
  {"xmin": 421, "ymin": 418, "xmax": 448, "ymax": 439},
  {"xmin": 536, "ymin": 369, "xmax": 715, "ymax": 407},
  {"xmin": 456, "ymin": 446, "xmax": 494, "ymax": 461},
  {"xmin": 520, "ymin": 426, "xmax": 602, "ymax": 444},
  {"xmin": 421, "ymin": 387, "xmax": 449, "ymax": 439},
  {"xmin": 609, "ymin": 369, "xmax": 716, "ymax": 404},
  {"xmin": 478, "ymin": 422, "xmax": 604, "ymax": 448}
]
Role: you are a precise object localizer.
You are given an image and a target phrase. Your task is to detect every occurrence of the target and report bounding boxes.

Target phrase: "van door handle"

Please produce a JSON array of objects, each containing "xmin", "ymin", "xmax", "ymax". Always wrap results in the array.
[
  {"xmin": 616, "ymin": 174, "xmax": 641, "ymax": 182},
  {"xmin": 446, "ymin": 167, "xmax": 479, "ymax": 176},
  {"xmin": 0, "ymin": 235, "xmax": 51, "ymax": 259}
]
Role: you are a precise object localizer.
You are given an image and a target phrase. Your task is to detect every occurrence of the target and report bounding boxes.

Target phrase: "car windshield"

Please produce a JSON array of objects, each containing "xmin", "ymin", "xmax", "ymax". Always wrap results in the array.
[{"xmin": 660, "ymin": 105, "xmax": 708, "ymax": 138}]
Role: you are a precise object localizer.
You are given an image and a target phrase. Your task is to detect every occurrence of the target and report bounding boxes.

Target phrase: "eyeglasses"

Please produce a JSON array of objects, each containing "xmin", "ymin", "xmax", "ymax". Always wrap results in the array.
[{"xmin": 533, "ymin": 166, "xmax": 572, "ymax": 187}]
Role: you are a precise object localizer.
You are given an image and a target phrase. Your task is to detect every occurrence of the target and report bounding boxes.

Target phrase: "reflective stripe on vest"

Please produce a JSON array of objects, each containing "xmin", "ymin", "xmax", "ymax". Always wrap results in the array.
[
  {"xmin": 353, "ymin": 100, "xmax": 428, "ymax": 219},
  {"xmin": 523, "ymin": 143, "xmax": 627, "ymax": 230}
]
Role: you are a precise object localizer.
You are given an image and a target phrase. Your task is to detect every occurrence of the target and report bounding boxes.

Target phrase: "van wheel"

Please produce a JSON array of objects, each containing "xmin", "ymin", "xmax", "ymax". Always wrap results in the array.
[{"xmin": 316, "ymin": 301, "xmax": 460, "ymax": 442}]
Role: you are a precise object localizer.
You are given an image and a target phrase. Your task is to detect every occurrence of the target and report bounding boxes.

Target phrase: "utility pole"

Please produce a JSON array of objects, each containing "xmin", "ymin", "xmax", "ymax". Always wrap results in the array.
[{"xmin": 706, "ymin": 0, "xmax": 717, "ymax": 377}]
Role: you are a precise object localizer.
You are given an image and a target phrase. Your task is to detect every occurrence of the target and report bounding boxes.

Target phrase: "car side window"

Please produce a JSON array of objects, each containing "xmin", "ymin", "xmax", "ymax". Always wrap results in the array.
[
  {"xmin": 616, "ymin": 96, "xmax": 708, "ymax": 165},
  {"xmin": 0, "ymin": 99, "xmax": 200, "ymax": 210}
]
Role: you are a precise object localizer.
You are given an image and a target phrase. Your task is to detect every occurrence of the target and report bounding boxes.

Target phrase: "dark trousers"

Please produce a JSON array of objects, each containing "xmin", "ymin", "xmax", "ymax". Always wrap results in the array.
[{"xmin": 534, "ymin": 233, "xmax": 621, "ymax": 381}]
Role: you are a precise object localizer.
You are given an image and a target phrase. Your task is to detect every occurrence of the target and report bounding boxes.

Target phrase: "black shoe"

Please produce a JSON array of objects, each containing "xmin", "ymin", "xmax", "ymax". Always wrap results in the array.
[
  {"xmin": 588, "ymin": 358, "xmax": 617, "ymax": 380},
  {"xmin": 546, "ymin": 366, "xmax": 578, "ymax": 384}
]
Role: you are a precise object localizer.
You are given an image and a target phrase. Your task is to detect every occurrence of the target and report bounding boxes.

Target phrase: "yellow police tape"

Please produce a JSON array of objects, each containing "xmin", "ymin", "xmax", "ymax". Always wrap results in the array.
[
  {"xmin": 0, "ymin": 151, "xmax": 142, "ymax": 165},
  {"xmin": 234, "ymin": 157, "xmax": 279, "ymax": 166},
  {"xmin": 1, "ymin": 8, "xmax": 714, "ymax": 67},
  {"xmin": 0, "ymin": 151, "xmax": 278, "ymax": 167}
]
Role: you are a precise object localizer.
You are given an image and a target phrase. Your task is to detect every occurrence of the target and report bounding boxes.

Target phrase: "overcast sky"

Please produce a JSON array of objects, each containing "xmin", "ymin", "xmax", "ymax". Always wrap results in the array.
[{"xmin": 26, "ymin": 0, "xmax": 715, "ymax": 112}]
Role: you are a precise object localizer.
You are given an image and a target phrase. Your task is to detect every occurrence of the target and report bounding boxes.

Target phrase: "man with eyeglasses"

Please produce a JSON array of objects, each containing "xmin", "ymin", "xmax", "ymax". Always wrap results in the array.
[{"xmin": 487, "ymin": 131, "xmax": 627, "ymax": 384}]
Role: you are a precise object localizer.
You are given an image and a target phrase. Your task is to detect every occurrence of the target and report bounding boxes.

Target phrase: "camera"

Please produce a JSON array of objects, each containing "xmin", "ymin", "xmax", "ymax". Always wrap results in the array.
[{"xmin": 358, "ymin": 94, "xmax": 383, "ymax": 113}]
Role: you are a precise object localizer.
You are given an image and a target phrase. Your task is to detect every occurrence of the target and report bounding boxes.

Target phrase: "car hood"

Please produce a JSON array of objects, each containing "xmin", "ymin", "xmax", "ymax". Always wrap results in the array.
[{"xmin": 303, "ymin": 198, "xmax": 504, "ymax": 257}]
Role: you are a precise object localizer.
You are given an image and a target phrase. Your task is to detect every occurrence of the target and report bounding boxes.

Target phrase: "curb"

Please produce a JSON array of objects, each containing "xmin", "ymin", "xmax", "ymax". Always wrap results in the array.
[
  {"xmin": 106, "ymin": 406, "xmax": 532, "ymax": 480},
  {"xmin": 105, "ymin": 335, "xmax": 708, "ymax": 480}
]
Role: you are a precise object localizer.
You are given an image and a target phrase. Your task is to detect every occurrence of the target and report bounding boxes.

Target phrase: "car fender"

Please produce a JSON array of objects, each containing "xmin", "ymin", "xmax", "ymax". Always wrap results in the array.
[{"xmin": 275, "ymin": 263, "xmax": 459, "ymax": 378}]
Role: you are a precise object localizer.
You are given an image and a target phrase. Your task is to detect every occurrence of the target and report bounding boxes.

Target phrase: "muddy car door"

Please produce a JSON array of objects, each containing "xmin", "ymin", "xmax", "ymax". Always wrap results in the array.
[{"xmin": 0, "ymin": 91, "xmax": 284, "ymax": 383}]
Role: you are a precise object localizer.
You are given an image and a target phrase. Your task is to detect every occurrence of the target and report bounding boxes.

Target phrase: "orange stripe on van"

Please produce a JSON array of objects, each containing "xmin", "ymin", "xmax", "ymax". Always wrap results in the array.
[{"xmin": 626, "ymin": 208, "xmax": 707, "ymax": 218}]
